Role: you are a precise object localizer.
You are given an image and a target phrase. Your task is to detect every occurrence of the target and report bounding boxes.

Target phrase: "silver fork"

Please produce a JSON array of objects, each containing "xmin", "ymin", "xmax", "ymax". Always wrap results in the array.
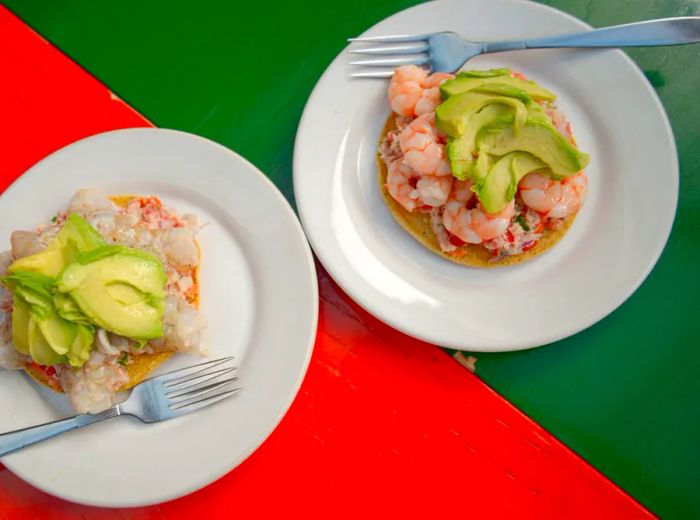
[
  {"xmin": 0, "ymin": 357, "xmax": 240, "ymax": 457},
  {"xmin": 348, "ymin": 16, "xmax": 700, "ymax": 77}
]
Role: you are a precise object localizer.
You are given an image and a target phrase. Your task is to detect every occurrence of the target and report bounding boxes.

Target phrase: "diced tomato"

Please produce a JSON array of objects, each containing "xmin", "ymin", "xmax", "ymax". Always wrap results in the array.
[
  {"xmin": 448, "ymin": 233, "xmax": 466, "ymax": 247},
  {"xmin": 28, "ymin": 361, "xmax": 56, "ymax": 377},
  {"xmin": 506, "ymin": 230, "xmax": 515, "ymax": 243},
  {"xmin": 408, "ymin": 177, "xmax": 418, "ymax": 189},
  {"xmin": 137, "ymin": 196, "xmax": 163, "ymax": 208}
]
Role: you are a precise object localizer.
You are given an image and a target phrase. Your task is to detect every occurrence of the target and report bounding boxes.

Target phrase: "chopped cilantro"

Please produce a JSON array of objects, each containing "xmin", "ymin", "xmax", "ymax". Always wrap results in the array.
[
  {"xmin": 516, "ymin": 215, "xmax": 530, "ymax": 231},
  {"xmin": 118, "ymin": 352, "xmax": 129, "ymax": 366},
  {"xmin": 51, "ymin": 215, "xmax": 58, "ymax": 223}
]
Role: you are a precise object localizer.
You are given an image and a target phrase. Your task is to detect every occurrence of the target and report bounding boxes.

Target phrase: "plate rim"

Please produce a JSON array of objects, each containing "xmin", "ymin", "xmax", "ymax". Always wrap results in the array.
[
  {"xmin": 293, "ymin": 0, "xmax": 678, "ymax": 352},
  {"xmin": 0, "ymin": 127, "xmax": 319, "ymax": 506}
]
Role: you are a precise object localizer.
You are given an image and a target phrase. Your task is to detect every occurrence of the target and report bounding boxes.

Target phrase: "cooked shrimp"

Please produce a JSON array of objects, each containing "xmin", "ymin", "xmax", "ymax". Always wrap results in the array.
[
  {"xmin": 416, "ymin": 175, "xmax": 453, "ymax": 207},
  {"xmin": 163, "ymin": 227, "xmax": 199, "ymax": 267},
  {"xmin": 57, "ymin": 350, "xmax": 129, "ymax": 413},
  {"xmin": 10, "ymin": 230, "xmax": 44, "ymax": 259},
  {"xmin": 147, "ymin": 295, "xmax": 206, "ymax": 355},
  {"xmin": 68, "ymin": 189, "xmax": 117, "ymax": 218},
  {"xmin": 398, "ymin": 113, "xmax": 451, "ymax": 176},
  {"xmin": 519, "ymin": 171, "xmax": 588, "ymax": 218},
  {"xmin": 388, "ymin": 65, "xmax": 454, "ymax": 117},
  {"xmin": 386, "ymin": 159, "xmax": 421, "ymax": 212},
  {"xmin": 442, "ymin": 180, "xmax": 515, "ymax": 244}
]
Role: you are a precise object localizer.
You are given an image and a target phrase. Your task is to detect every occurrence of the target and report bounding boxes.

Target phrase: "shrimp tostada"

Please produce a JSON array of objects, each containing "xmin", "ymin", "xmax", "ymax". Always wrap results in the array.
[
  {"xmin": 378, "ymin": 66, "xmax": 590, "ymax": 267},
  {"xmin": 0, "ymin": 190, "xmax": 206, "ymax": 412}
]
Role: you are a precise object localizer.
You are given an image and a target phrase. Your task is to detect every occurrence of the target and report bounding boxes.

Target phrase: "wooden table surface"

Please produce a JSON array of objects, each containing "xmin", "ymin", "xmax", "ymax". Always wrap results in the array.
[{"xmin": 1, "ymin": 0, "xmax": 698, "ymax": 517}]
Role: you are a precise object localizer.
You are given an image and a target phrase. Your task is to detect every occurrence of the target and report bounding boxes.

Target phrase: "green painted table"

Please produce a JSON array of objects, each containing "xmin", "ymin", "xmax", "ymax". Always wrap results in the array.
[{"xmin": 5, "ymin": 0, "xmax": 700, "ymax": 517}]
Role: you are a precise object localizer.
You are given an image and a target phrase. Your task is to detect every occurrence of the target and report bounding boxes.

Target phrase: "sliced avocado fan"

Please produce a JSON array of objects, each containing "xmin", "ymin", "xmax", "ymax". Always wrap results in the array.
[
  {"xmin": 434, "ymin": 70, "xmax": 589, "ymax": 213},
  {"xmin": 2, "ymin": 214, "xmax": 167, "ymax": 368}
]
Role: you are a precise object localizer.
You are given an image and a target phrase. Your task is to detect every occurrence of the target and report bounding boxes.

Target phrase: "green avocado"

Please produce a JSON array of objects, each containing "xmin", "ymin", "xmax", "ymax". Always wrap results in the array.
[
  {"xmin": 455, "ymin": 68, "xmax": 510, "ymax": 79},
  {"xmin": 57, "ymin": 245, "xmax": 167, "ymax": 340},
  {"xmin": 28, "ymin": 316, "xmax": 66, "ymax": 366},
  {"xmin": 446, "ymin": 104, "xmax": 512, "ymax": 179},
  {"xmin": 471, "ymin": 152, "xmax": 493, "ymax": 184},
  {"xmin": 436, "ymin": 91, "xmax": 529, "ymax": 138},
  {"xmin": 67, "ymin": 325, "xmax": 94, "ymax": 367},
  {"xmin": 36, "ymin": 310, "xmax": 76, "ymax": 356},
  {"xmin": 8, "ymin": 213, "xmax": 105, "ymax": 277},
  {"xmin": 11, "ymin": 294, "xmax": 30, "ymax": 355},
  {"xmin": 54, "ymin": 292, "xmax": 91, "ymax": 325},
  {"xmin": 440, "ymin": 70, "xmax": 556, "ymax": 102},
  {"xmin": 477, "ymin": 115, "xmax": 590, "ymax": 178},
  {"xmin": 3, "ymin": 271, "xmax": 94, "ymax": 366},
  {"xmin": 474, "ymin": 152, "xmax": 548, "ymax": 213},
  {"xmin": 472, "ymin": 83, "xmax": 534, "ymax": 105},
  {"xmin": 2, "ymin": 272, "xmax": 55, "ymax": 320}
]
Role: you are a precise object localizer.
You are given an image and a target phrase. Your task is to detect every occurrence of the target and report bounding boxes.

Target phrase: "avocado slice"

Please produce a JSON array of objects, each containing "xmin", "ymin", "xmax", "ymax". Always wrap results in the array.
[
  {"xmin": 57, "ymin": 245, "xmax": 167, "ymax": 340},
  {"xmin": 474, "ymin": 152, "xmax": 548, "ymax": 213},
  {"xmin": 456, "ymin": 68, "xmax": 510, "ymax": 79},
  {"xmin": 54, "ymin": 292, "xmax": 91, "ymax": 325},
  {"xmin": 477, "ymin": 115, "xmax": 590, "ymax": 178},
  {"xmin": 472, "ymin": 83, "xmax": 534, "ymax": 105},
  {"xmin": 11, "ymin": 294, "xmax": 31, "ymax": 355},
  {"xmin": 28, "ymin": 316, "xmax": 66, "ymax": 366},
  {"xmin": 446, "ymin": 104, "xmax": 513, "ymax": 179},
  {"xmin": 440, "ymin": 70, "xmax": 556, "ymax": 102},
  {"xmin": 67, "ymin": 325, "xmax": 95, "ymax": 367},
  {"xmin": 2, "ymin": 272, "xmax": 55, "ymax": 320},
  {"xmin": 8, "ymin": 213, "xmax": 105, "ymax": 277},
  {"xmin": 36, "ymin": 310, "xmax": 76, "ymax": 356},
  {"xmin": 436, "ymin": 91, "xmax": 529, "ymax": 138},
  {"xmin": 471, "ymin": 152, "xmax": 493, "ymax": 184}
]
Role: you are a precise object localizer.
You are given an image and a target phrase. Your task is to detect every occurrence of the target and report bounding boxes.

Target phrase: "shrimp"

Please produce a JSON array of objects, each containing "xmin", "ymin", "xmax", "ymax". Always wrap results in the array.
[
  {"xmin": 57, "ymin": 350, "xmax": 129, "ymax": 413},
  {"xmin": 147, "ymin": 295, "xmax": 206, "ymax": 355},
  {"xmin": 398, "ymin": 113, "xmax": 451, "ymax": 177},
  {"xmin": 388, "ymin": 65, "xmax": 454, "ymax": 117},
  {"xmin": 10, "ymin": 230, "xmax": 44, "ymax": 259},
  {"xmin": 519, "ymin": 171, "xmax": 588, "ymax": 218},
  {"xmin": 416, "ymin": 175, "xmax": 453, "ymax": 207},
  {"xmin": 386, "ymin": 159, "xmax": 421, "ymax": 212},
  {"xmin": 442, "ymin": 180, "xmax": 515, "ymax": 244},
  {"xmin": 162, "ymin": 227, "xmax": 199, "ymax": 267},
  {"xmin": 67, "ymin": 189, "xmax": 117, "ymax": 218}
]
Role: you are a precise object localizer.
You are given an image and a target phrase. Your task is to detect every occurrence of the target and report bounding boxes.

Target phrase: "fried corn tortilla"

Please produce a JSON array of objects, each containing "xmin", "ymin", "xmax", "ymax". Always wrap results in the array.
[
  {"xmin": 26, "ymin": 195, "xmax": 198, "ymax": 391},
  {"xmin": 379, "ymin": 113, "xmax": 576, "ymax": 268}
]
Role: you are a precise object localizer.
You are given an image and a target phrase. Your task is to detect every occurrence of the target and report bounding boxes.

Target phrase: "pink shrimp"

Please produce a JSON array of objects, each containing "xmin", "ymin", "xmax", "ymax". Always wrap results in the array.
[
  {"xmin": 386, "ymin": 159, "xmax": 422, "ymax": 212},
  {"xmin": 398, "ymin": 113, "xmax": 451, "ymax": 177},
  {"xmin": 388, "ymin": 65, "xmax": 454, "ymax": 117},
  {"xmin": 442, "ymin": 180, "xmax": 515, "ymax": 244},
  {"xmin": 386, "ymin": 160, "xmax": 453, "ymax": 212},
  {"xmin": 518, "ymin": 171, "xmax": 588, "ymax": 218}
]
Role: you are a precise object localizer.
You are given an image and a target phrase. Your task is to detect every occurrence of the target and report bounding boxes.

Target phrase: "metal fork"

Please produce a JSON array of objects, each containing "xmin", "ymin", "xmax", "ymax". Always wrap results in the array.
[
  {"xmin": 348, "ymin": 16, "xmax": 700, "ymax": 77},
  {"xmin": 0, "ymin": 357, "xmax": 240, "ymax": 457}
]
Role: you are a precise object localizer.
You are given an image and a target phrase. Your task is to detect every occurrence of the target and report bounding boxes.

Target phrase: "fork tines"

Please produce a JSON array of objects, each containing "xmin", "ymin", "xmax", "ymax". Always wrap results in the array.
[
  {"xmin": 348, "ymin": 33, "xmax": 430, "ymax": 78},
  {"xmin": 155, "ymin": 356, "xmax": 240, "ymax": 415}
]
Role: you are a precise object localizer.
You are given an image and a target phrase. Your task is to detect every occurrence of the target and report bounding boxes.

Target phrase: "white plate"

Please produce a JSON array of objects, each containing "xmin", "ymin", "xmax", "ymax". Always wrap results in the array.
[
  {"xmin": 0, "ymin": 128, "xmax": 318, "ymax": 506},
  {"xmin": 294, "ymin": 0, "xmax": 677, "ymax": 351}
]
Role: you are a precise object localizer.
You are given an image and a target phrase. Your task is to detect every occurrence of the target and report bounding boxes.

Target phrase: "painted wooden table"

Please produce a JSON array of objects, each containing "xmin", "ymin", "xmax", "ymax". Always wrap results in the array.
[{"xmin": 0, "ymin": 0, "xmax": 698, "ymax": 518}]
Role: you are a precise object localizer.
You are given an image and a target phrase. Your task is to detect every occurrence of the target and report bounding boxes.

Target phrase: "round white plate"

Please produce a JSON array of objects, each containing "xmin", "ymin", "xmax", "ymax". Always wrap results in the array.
[
  {"xmin": 0, "ymin": 128, "xmax": 318, "ymax": 506},
  {"xmin": 294, "ymin": 0, "xmax": 677, "ymax": 351}
]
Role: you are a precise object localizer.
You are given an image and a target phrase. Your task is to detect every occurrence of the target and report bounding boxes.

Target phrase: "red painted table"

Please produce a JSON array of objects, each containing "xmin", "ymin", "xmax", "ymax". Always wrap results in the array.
[{"xmin": 0, "ymin": 6, "xmax": 654, "ymax": 518}]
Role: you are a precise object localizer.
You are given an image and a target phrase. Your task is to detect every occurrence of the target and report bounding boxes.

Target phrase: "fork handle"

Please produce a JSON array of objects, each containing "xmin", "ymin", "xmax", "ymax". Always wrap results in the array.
[
  {"xmin": 0, "ymin": 406, "xmax": 121, "ymax": 457},
  {"xmin": 484, "ymin": 17, "xmax": 700, "ymax": 52}
]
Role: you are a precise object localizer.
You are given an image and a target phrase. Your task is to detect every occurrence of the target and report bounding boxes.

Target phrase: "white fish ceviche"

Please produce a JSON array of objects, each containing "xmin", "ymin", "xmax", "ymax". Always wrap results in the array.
[{"xmin": 0, "ymin": 189, "xmax": 206, "ymax": 412}]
